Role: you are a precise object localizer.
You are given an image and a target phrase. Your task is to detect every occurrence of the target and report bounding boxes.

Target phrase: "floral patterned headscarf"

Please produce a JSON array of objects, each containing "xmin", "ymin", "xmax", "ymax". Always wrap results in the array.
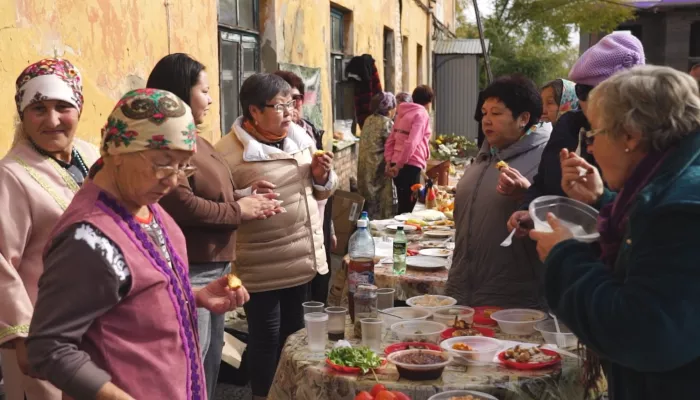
[
  {"xmin": 370, "ymin": 92, "xmax": 397, "ymax": 116},
  {"xmin": 100, "ymin": 89, "xmax": 197, "ymax": 157},
  {"xmin": 556, "ymin": 79, "xmax": 579, "ymax": 120},
  {"xmin": 15, "ymin": 58, "xmax": 84, "ymax": 117}
]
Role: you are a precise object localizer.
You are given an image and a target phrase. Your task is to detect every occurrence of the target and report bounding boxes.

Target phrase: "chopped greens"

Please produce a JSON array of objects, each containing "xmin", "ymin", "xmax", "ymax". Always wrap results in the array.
[{"xmin": 327, "ymin": 346, "xmax": 383, "ymax": 374}]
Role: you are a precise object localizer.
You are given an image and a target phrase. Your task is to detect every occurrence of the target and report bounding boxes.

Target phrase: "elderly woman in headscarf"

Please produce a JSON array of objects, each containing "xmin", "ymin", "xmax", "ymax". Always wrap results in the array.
[
  {"xmin": 540, "ymin": 78, "xmax": 578, "ymax": 126},
  {"xmin": 215, "ymin": 73, "xmax": 337, "ymax": 399},
  {"xmin": 358, "ymin": 92, "xmax": 397, "ymax": 220},
  {"xmin": 531, "ymin": 66, "xmax": 700, "ymax": 400},
  {"xmin": 26, "ymin": 89, "xmax": 249, "ymax": 400},
  {"xmin": 0, "ymin": 58, "xmax": 99, "ymax": 400}
]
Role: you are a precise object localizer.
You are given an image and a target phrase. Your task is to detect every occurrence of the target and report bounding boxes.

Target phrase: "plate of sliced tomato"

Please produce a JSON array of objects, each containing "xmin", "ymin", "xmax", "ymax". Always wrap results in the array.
[
  {"xmin": 440, "ymin": 327, "xmax": 495, "ymax": 340},
  {"xmin": 497, "ymin": 348, "xmax": 562, "ymax": 370}
]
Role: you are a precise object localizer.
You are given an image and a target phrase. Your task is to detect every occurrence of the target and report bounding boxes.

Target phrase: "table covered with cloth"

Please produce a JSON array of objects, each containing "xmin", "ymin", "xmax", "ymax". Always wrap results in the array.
[{"xmin": 268, "ymin": 320, "xmax": 590, "ymax": 400}]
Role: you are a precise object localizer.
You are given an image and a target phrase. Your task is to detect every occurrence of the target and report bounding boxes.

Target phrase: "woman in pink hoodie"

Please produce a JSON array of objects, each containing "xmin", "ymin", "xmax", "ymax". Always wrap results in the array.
[{"xmin": 385, "ymin": 85, "xmax": 434, "ymax": 213}]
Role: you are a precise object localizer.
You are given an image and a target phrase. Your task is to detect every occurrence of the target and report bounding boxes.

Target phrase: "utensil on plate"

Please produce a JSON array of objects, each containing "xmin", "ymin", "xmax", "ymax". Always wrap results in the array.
[
  {"xmin": 549, "ymin": 312, "xmax": 566, "ymax": 348},
  {"xmin": 378, "ymin": 309, "xmax": 405, "ymax": 320}
]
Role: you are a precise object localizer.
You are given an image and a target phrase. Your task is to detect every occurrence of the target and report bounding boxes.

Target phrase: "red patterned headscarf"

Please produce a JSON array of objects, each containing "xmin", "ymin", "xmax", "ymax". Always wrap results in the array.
[{"xmin": 14, "ymin": 58, "xmax": 84, "ymax": 117}]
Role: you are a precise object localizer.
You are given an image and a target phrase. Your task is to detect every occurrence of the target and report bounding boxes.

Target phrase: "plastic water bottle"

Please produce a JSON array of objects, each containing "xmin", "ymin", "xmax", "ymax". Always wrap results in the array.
[
  {"xmin": 348, "ymin": 219, "xmax": 375, "ymax": 322},
  {"xmin": 393, "ymin": 226, "xmax": 407, "ymax": 275},
  {"xmin": 360, "ymin": 211, "xmax": 369, "ymax": 221}
]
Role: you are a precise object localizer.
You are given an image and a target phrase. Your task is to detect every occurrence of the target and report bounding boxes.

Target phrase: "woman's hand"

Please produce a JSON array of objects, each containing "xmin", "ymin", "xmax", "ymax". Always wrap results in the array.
[
  {"xmin": 251, "ymin": 180, "xmax": 276, "ymax": 194},
  {"xmin": 237, "ymin": 193, "xmax": 284, "ymax": 221},
  {"xmin": 95, "ymin": 382, "xmax": 136, "ymax": 400},
  {"xmin": 529, "ymin": 213, "xmax": 574, "ymax": 261},
  {"xmin": 11, "ymin": 338, "xmax": 29, "ymax": 375},
  {"xmin": 196, "ymin": 276, "xmax": 250, "ymax": 314},
  {"xmin": 496, "ymin": 167, "xmax": 530, "ymax": 197},
  {"xmin": 312, "ymin": 152, "xmax": 334, "ymax": 185},
  {"xmin": 507, "ymin": 210, "xmax": 534, "ymax": 238},
  {"xmin": 560, "ymin": 149, "xmax": 604, "ymax": 206}
]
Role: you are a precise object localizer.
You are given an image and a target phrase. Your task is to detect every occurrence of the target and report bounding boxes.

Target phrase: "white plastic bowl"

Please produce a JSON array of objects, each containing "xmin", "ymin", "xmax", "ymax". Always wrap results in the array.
[
  {"xmin": 490, "ymin": 309, "xmax": 546, "ymax": 335},
  {"xmin": 428, "ymin": 390, "xmax": 498, "ymax": 400},
  {"xmin": 379, "ymin": 307, "xmax": 432, "ymax": 329},
  {"xmin": 390, "ymin": 320, "xmax": 447, "ymax": 344},
  {"xmin": 529, "ymin": 195, "xmax": 600, "ymax": 243},
  {"xmin": 535, "ymin": 319, "xmax": 578, "ymax": 348},
  {"xmin": 387, "ymin": 349, "xmax": 452, "ymax": 381},
  {"xmin": 440, "ymin": 336, "xmax": 502, "ymax": 365},
  {"xmin": 406, "ymin": 295, "xmax": 458, "ymax": 310},
  {"xmin": 432, "ymin": 305, "xmax": 475, "ymax": 326}
]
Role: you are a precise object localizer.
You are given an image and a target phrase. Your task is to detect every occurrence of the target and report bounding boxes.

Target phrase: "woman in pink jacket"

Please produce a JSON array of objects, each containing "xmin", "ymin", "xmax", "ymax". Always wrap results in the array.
[{"xmin": 385, "ymin": 85, "xmax": 434, "ymax": 213}]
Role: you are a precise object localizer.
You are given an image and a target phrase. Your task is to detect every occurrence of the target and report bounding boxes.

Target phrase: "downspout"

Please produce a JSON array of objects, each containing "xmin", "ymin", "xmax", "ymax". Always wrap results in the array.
[{"xmin": 427, "ymin": 0, "xmax": 433, "ymax": 87}]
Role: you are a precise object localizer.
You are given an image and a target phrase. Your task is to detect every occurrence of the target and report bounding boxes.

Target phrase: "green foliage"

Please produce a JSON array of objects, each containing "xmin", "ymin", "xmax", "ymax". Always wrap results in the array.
[{"xmin": 455, "ymin": 0, "xmax": 635, "ymax": 86}]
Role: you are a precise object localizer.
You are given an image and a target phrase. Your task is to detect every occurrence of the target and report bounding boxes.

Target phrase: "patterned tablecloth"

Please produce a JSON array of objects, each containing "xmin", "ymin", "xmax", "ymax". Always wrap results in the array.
[{"xmin": 268, "ymin": 320, "xmax": 588, "ymax": 400}]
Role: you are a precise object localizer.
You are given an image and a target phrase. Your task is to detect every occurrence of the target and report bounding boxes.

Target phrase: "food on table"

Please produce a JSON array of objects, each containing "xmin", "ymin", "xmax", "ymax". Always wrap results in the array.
[
  {"xmin": 451, "ymin": 328, "xmax": 483, "ymax": 337},
  {"xmin": 413, "ymin": 295, "xmax": 454, "ymax": 307},
  {"xmin": 433, "ymin": 219, "xmax": 455, "ymax": 227},
  {"xmin": 482, "ymin": 309, "xmax": 497, "ymax": 317},
  {"xmin": 391, "ymin": 392, "xmax": 411, "ymax": 400},
  {"xmin": 395, "ymin": 350, "xmax": 446, "ymax": 365},
  {"xmin": 444, "ymin": 211, "xmax": 454, "ymax": 220},
  {"xmin": 327, "ymin": 346, "xmax": 383, "ymax": 373},
  {"xmin": 451, "ymin": 343, "xmax": 473, "ymax": 351},
  {"xmin": 354, "ymin": 388, "xmax": 412, "ymax": 400},
  {"xmin": 421, "ymin": 241, "xmax": 446, "ymax": 248},
  {"xmin": 355, "ymin": 391, "xmax": 374, "ymax": 400},
  {"xmin": 495, "ymin": 160, "xmax": 509, "ymax": 170},
  {"xmin": 314, "ymin": 150, "xmax": 327, "ymax": 156},
  {"xmin": 448, "ymin": 396, "xmax": 482, "ymax": 400},
  {"xmin": 406, "ymin": 218, "xmax": 428, "ymax": 227},
  {"xmin": 390, "ymin": 349, "xmax": 450, "ymax": 381},
  {"xmin": 371, "ymin": 384, "xmax": 387, "ymax": 397},
  {"xmin": 226, "ymin": 273, "xmax": 242, "ymax": 290},
  {"xmin": 503, "ymin": 345, "xmax": 556, "ymax": 364}
]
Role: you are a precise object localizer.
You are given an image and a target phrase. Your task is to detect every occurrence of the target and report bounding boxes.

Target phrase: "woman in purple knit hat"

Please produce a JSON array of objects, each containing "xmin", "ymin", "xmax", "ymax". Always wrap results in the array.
[{"xmin": 506, "ymin": 32, "xmax": 645, "ymax": 237}]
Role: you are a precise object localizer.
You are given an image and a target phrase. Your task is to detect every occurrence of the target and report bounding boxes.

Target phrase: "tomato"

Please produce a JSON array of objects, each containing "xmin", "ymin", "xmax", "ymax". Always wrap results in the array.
[
  {"xmin": 370, "ymin": 384, "xmax": 387, "ymax": 397},
  {"xmin": 391, "ymin": 391, "xmax": 411, "ymax": 400},
  {"xmin": 375, "ymin": 391, "xmax": 398, "ymax": 400},
  {"xmin": 354, "ymin": 391, "xmax": 373, "ymax": 400}
]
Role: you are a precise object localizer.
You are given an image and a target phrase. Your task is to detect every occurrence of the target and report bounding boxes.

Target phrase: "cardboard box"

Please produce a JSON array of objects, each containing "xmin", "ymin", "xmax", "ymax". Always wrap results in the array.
[{"xmin": 332, "ymin": 190, "xmax": 365, "ymax": 256}]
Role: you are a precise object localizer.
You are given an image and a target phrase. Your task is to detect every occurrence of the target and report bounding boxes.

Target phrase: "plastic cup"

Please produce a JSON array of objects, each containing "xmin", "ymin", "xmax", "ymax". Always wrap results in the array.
[
  {"xmin": 361, "ymin": 318, "xmax": 383, "ymax": 352},
  {"xmin": 304, "ymin": 312, "xmax": 329, "ymax": 352},
  {"xmin": 325, "ymin": 306, "xmax": 347, "ymax": 340},
  {"xmin": 303, "ymin": 301, "xmax": 324, "ymax": 315},
  {"xmin": 376, "ymin": 288, "xmax": 395, "ymax": 310}
]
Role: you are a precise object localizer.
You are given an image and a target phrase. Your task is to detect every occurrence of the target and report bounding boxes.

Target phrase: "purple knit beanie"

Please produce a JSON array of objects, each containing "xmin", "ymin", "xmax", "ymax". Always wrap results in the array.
[{"xmin": 569, "ymin": 32, "xmax": 645, "ymax": 87}]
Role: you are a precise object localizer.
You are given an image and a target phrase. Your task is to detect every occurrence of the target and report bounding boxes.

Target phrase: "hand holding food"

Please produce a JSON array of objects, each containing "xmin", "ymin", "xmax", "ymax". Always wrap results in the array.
[
  {"xmin": 496, "ymin": 166, "xmax": 531, "ymax": 197},
  {"xmin": 495, "ymin": 160, "xmax": 509, "ymax": 170},
  {"xmin": 196, "ymin": 275, "xmax": 250, "ymax": 314},
  {"xmin": 227, "ymin": 273, "xmax": 242, "ymax": 290},
  {"xmin": 560, "ymin": 149, "xmax": 604, "ymax": 205},
  {"xmin": 311, "ymin": 150, "xmax": 333, "ymax": 184}
]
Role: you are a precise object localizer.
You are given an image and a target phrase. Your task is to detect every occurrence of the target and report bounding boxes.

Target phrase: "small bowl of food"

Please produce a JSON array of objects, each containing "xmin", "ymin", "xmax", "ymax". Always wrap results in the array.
[
  {"xmin": 432, "ymin": 305, "xmax": 475, "ymax": 326},
  {"xmin": 390, "ymin": 320, "xmax": 447, "ymax": 344},
  {"xmin": 379, "ymin": 307, "xmax": 433, "ymax": 329},
  {"xmin": 490, "ymin": 309, "xmax": 546, "ymax": 335},
  {"xmin": 407, "ymin": 295, "xmax": 457, "ymax": 310},
  {"xmin": 387, "ymin": 349, "xmax": 452, "ymax": 381},
  {"xmin": 427, "ymin": 390, "xmax": 498, "ymax": 400},
  {"xmin": 440, "ymin": 336, "xmax": 502, "ymax": 365},
  {"xmin": 535, "ymin": 319, "xmax": 578, "ymax": 348}
]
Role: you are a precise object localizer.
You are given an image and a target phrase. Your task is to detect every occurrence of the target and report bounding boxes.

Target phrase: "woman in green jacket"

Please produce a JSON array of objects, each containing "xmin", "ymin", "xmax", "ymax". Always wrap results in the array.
[{"xmin": 531, "ymin": 66, "xmax": 700, "ymax": 399}]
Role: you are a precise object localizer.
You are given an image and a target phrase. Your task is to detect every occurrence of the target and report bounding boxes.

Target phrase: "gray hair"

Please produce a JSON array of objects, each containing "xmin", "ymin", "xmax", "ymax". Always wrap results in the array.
[
  {"xmin": 239, "ymin": 73, "xmax": 292, "ymax": 120},
  {"xmin": 589, "ymin": 65, "xmax": 700, "ymax": 152}
]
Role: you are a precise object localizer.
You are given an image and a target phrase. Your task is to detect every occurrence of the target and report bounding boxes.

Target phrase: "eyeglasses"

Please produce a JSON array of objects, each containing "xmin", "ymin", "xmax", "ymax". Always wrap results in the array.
[
  {"xmin": 581, "ymin": 128, "xmax": 606, "ymax": 146},
  {"xmin": 292, "ymin": 94, "xmax": 304, "ymax": 103},
  {"xmin": 264, "ymin": 100, "xmax": 296, "ymax": 113},
  {"xmin": 140, "ymin": 153, "xmax": 197, "ymax": 180},
  {"xmin": 575, "ymin": 84, "xmax": 594, "ymax": 102}
]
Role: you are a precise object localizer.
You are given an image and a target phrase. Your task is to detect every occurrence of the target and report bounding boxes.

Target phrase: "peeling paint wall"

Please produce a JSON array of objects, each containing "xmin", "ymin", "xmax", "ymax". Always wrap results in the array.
[
  {"xmin": 264, "ymin": 0, "xmax": 430, "ymax": 145},
  {"xmin": 0, "ymin": 0, "xmax": 220, "ymax": 155}
]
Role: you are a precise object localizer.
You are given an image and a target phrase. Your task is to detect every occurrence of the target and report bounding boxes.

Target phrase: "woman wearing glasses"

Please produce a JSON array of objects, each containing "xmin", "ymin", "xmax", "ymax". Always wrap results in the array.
[
  {"xmin": 507, "ymin": 32, "xmax": 645, "ymax": 238},
  {"xmin": 27, "ymin": 89, "xmax": 249, "ymax": 400},
  {"xmin": 216, "ymin": 73, "xmax": 337, "ymax": 399},
  {"xmin": 146, "ymin": 54, "xmax": 283, "ymax": 399}
]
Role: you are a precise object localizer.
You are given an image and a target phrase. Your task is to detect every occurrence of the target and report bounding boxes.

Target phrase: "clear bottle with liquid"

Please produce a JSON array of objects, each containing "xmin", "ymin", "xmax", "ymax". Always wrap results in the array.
[
  {"xmin": 393, "ymin": 226, "xmax": 407, "ymax": 275},
  {"xmin": 347, "ymin": 219, "xmax": 375, "ymax": 323}
]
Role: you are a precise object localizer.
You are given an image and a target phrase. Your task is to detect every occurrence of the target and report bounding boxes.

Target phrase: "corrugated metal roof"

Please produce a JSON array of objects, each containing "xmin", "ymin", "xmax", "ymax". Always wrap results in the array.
[{"xmin": 433, "ymin": 39, "xmax": 490, "ymax": 55}]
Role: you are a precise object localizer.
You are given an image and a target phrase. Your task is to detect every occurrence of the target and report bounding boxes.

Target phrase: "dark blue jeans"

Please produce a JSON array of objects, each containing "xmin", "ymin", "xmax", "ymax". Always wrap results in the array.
[
  {"xmin": 243, "ymin": 283, "xmax": 309, "ymax": 397},
  {"xmin": 189, "ymin": 262, "xmax": 230, "ymax": 400}
]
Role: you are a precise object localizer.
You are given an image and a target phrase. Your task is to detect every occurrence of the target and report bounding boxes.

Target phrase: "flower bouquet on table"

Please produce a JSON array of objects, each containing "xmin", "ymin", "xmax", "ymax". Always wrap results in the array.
[{"xmin": 430, "ymin": 134, "xmax": 478, "ymax": 161}]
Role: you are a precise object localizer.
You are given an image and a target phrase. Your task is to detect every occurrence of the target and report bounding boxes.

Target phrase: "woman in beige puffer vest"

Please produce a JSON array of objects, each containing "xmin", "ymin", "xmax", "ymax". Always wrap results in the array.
[{"xmin": 215, "ymin": 73, "xmax": 337, "ymax": 399}]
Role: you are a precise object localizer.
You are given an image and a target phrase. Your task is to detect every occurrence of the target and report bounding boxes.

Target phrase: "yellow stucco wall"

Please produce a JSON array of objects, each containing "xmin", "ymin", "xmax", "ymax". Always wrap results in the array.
[
  {"xmin": 264, "ymin": 0, "xmax": 430, "ymax": 143},
  {"xmin": 0, "ymin": 0, "xmax": 220, "ymax": 156}
]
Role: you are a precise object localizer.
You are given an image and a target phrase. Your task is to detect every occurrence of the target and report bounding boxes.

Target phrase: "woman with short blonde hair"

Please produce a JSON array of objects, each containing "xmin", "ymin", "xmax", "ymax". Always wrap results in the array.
[{"xmin": 530, "ymin": 65, "xmax": 700, "ymax": 399}]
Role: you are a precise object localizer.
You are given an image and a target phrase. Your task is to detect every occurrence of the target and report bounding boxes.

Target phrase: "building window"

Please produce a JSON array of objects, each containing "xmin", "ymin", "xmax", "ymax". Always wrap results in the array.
[
  {"xmin": 218, "ymin": 0, "xmax": 260, "ymax": 134},
  {"xmin": 417, "ymin": 43, "xmax": 424, "ymax": 85},
  {"xmin": 218, "ymin": 0, "xmax": 258, "ymax": 31},
  {"xmin": 402, "ymin": 36, "xmax": 409, "ymax": 91},
  {"xmin": 330, "ymin": 6, "xmax": 354, "ymax": 121},
  {"xmin": 383, "ymin": 28, "xmax": 395, "ymax": 93}
]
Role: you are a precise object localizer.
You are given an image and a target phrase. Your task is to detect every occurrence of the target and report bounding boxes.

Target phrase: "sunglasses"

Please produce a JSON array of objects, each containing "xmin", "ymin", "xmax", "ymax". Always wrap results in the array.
[{"xmin": 575, "ymin": 84, "xmax": 594, "ymax": 102}]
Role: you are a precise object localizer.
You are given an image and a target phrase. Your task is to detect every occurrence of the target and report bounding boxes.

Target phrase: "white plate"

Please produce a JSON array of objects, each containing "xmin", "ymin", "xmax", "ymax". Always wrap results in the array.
[
  {"xmin": 386, "ymin": 224, "xmax": 418, "ymax": 232},
  {"xmin": 406, "ymin": 256, "xmax": 449, "ymax": 269},
  {"xmin": 426, "ymin": 226, "xmax": 453, "ymax": 231},
  {"xmin": 423, "ymin": 230, "xmax": 455, "ymax": 238},
  {"xmin": 394, "ymin": 214, "xmax": 411, "ymax": 222},
  {"xmin": 419, "ymin": 248, "xmax": 453, "ymax": 257},
  {"xmin": 420, "ymin": 241, "xmax": 446, "ymax": 248},
  {"xmin": 412, "ymin": 209, "xmax": 446, "ymax": 221}
]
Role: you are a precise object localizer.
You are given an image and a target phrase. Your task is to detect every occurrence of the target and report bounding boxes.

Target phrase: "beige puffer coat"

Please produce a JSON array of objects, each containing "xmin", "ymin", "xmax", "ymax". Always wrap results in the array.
[{"xmin": 215, "ymin": 117, "xmax": 337, "ymax": 293}]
